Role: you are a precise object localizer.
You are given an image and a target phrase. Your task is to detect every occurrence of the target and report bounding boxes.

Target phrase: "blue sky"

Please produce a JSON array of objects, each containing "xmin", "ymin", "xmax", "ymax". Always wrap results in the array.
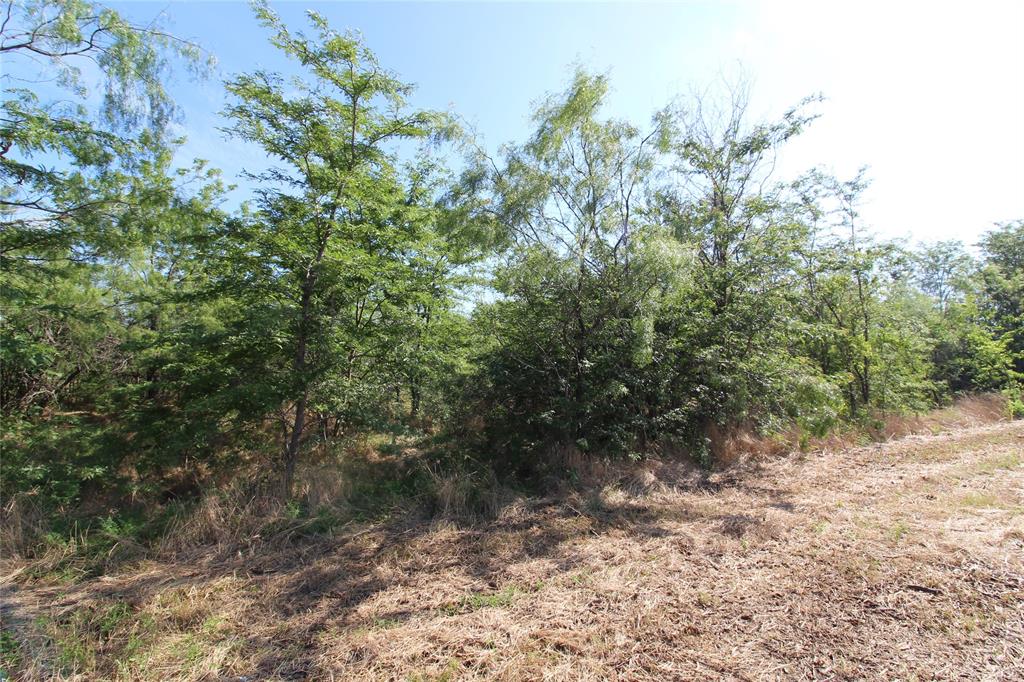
[{"xmin": 65, "ymin": 2, "xmax": 1024, "ymax": 244}]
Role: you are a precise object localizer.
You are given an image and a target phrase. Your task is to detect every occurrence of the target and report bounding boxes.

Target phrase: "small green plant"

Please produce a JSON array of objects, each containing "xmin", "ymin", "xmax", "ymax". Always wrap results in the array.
[
  {"xmin": 54, "ymin": 623, "xmax": 94, "ymax": 670},
  {"xmin": 0, "ymin": 629, "xmax": 22, "ymax": 675},
  {"xmin": 284, "ymin": 500, "xmax": 303, "ymax": 520},
  {"xmin": 889, "ymin": 520, "xmax": 910, "ymax": 541},
  {"xmin": 201, "ymin": 616, "xmax": 227, "ymax": 635},
  {"xmin": 443, "ymin": 585, "xmax": 524, "ymax": 616},
  {"xmin": 371, "ymin": 617, "xmax": 401, "ymax": 630},
  {"xmin": 1007, "ymin": 396, "xmax": 1024, "ymax": 419},
  {"xmin": 570, "ymin": 569, "xmax": 593, "ymax": 587},
  {"xmin": 98, "ymin": 601, "xmax": 132, "ymax": 636},
  {"xmin": 696, "ymin": 591, "xmax": 719, "ymax": 608},
  {"xmin": 960, "ymin": 492, "xmax": 1000, "ymax": 508}
]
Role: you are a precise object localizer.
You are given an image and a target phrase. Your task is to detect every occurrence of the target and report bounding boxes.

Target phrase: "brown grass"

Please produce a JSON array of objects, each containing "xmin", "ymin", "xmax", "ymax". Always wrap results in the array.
[
  {"xmin": 2, "ymin": 401, "xmax": 1021, "ymax": 680},
  {"xmin": 0, "ymin": 494, "xmax": 49, "ymax": 562},
  {"xmin": 701, "ymin": 393, "xmax": 1013, "ymax": 468}
]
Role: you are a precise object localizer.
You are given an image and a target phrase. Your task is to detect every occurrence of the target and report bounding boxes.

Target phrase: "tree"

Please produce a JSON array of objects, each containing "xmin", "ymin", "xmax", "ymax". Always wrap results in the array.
[
  {"xmin": 1, "ymin": 0, "xmax": 210, "ymax": 277},
  {"xmin": 793, "ymin": 170, "xmax": 934, "ymax": 414},
  {"xmin": 914, "ymin": 240, "xmax": 973, "ymax": 314},
  {"xmin": 0, "ymin": 0, "xmax": 221, "ymax": 504},
  {"xmin": 977, "ymin": 220, "xmax": 1024, "ymax": 376},
  {"xmin": 220, "ymin": 3, "xmax": 448, "ymax": 495},
  {"xmin": 653, "ymin": 86, "xmax": 828, "ymax": 438},
  {"xmin": 463, "ymin": 69, "xmax": 674, "ymax": 463}
]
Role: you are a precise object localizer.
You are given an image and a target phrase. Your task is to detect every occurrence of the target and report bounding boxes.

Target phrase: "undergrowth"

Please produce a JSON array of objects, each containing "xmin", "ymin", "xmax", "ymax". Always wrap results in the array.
[{"xmin": 1, "ymin": 394, "xmax": 1015, "ymax": 586}]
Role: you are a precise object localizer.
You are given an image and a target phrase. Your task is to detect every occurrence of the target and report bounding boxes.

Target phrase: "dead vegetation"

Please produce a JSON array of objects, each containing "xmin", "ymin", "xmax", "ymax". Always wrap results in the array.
[{"xmin": 1, "ymin": 402, "xmax": 1022, "ymax": 680}]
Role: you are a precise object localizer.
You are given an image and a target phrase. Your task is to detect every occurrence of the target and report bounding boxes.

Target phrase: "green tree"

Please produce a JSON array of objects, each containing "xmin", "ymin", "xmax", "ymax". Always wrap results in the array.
[
  {"xmin": 464, "ymin": 70, "xmax": 672, "ymax": 463},
  {"xmin": 977, "ymin": 220, "xmax": 1024, "ymax": 376},
  {"xmin": 219, "ymin": 3, "xmax": 449, "ymax": 495},
  {"xmin": 1, "ymin": 0, "xmax": 210, "ymax": 277},
  {"xmin": 653, "ymin": 87, "xmax": 829, "ymax": 439},
  {"xmin": 793, "ymin": 170, "xmax": 933, "ymax": 414},
  {"xmin": 0, "ymin": 0, "xmax": 220, "ymax": 504},
  {"xmin": 914, "ymin": 240, "xmax": 973, "ymax": 314}
]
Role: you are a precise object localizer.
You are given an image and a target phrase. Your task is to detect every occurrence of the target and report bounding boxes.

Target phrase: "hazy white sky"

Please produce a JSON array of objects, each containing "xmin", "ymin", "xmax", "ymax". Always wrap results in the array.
[
  {"xmin": 100, "ymin": 0, "xmax": 1023, "ymax": 248},
  {"xmin": 730, "ymin": 1, "xmax": 1024, "ymax": 246}
]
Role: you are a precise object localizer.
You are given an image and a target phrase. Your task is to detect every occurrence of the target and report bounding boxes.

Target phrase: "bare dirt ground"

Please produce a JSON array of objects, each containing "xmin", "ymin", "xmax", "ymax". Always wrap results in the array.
[{"xmin": 3, "ymin": 420, "xmax": 1023, "ymax": 681}]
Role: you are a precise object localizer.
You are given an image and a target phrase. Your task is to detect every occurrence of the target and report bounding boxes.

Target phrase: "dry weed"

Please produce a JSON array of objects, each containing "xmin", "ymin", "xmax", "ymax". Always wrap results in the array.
[{"xmin": 1, "ymin": 404, "xmax": 1020, "ymax": 681}]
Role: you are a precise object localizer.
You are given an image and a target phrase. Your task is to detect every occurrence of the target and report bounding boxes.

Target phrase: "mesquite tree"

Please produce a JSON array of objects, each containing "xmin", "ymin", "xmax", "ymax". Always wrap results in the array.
[{"xmin": 222, "ymin": 3, "xmax": 446, "ymax": 495}]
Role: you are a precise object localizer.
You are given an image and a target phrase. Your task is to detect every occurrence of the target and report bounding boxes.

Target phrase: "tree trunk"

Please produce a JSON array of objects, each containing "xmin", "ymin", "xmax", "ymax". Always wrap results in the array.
[
  {"xmin": 410, "ymin": 383, "xmax": 421, "ymax": 419},
  {"xmin": 282, "ymin": 268, "xmax": 316, "ymax": 498},
  {"xmin": 282, "ymin": 392, "xmax": 306, "ymax": 498}
]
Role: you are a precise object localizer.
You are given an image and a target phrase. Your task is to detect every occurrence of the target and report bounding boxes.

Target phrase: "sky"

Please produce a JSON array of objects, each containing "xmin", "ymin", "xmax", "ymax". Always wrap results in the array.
[{"xmin": 52, "ymin": 1, "xmax": 1024, "ymax": 245}]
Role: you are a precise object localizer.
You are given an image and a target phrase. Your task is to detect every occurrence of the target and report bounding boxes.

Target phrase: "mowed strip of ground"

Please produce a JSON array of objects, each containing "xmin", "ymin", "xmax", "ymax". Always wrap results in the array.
[{"xmin": 5, "ymin": 421, "xmax": 1023, "ymax": 681}]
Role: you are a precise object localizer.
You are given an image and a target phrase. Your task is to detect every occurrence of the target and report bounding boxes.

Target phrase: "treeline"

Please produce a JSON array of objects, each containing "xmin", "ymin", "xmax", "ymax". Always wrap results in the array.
[{"xmin": 2, "ymin": 1, "xmax": 1022, "ymax": 510}]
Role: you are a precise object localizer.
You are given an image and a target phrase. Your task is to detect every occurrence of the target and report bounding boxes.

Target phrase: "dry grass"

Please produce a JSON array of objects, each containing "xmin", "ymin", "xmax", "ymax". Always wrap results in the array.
[
  {"xmin": 701, "ymin": 393, "xmax": 1013, "ymax": 469},
  {"xmin": 0, "ymin": 494, "xmax": 49, "ymax": 562},
  {"xmin": 2, "ymin": 408, "xmax": 1022, "ymax": 680}
]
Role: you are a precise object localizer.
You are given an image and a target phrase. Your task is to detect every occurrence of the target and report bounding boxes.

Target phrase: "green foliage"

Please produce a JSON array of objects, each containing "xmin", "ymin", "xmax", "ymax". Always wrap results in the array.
[
  {"xmin": 914, "ymin": 240, "xmax": 973, "ymax": 313},
  {"xmin": 216, "ymin": 2, "xmax": 471, "ymax": 495},
  {"xmin": 2, "ymin": 0, "xmax": 212, "ymax": 278},
  {"xmin": 459, "ymin": 70, "xmax": 681, "ymax": 468},
  {"xmin": 443, "ymin": 585, "xmax": 525, "ymax": 615},
  {"xmin": 457, "ymin": 74, "xmax": 1019, "ymax": 471},
  {"xmin": 2, "ymin": 1, "xmax": 1020, "ymax": 536},
  {"xmin": 977, "ymin": 220, "xmax": 1024, "ymax": 376},
  {"xmin": 0, "ymin": 628, "xmax": 22, "ymax": 675},
  {"xmin": 1004, "ymin": 383, "xmax": 1024, "ymax": 420},
  {"xmin": 1, "ymin": 0, "xmax": 226, "ymax": 506}
]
